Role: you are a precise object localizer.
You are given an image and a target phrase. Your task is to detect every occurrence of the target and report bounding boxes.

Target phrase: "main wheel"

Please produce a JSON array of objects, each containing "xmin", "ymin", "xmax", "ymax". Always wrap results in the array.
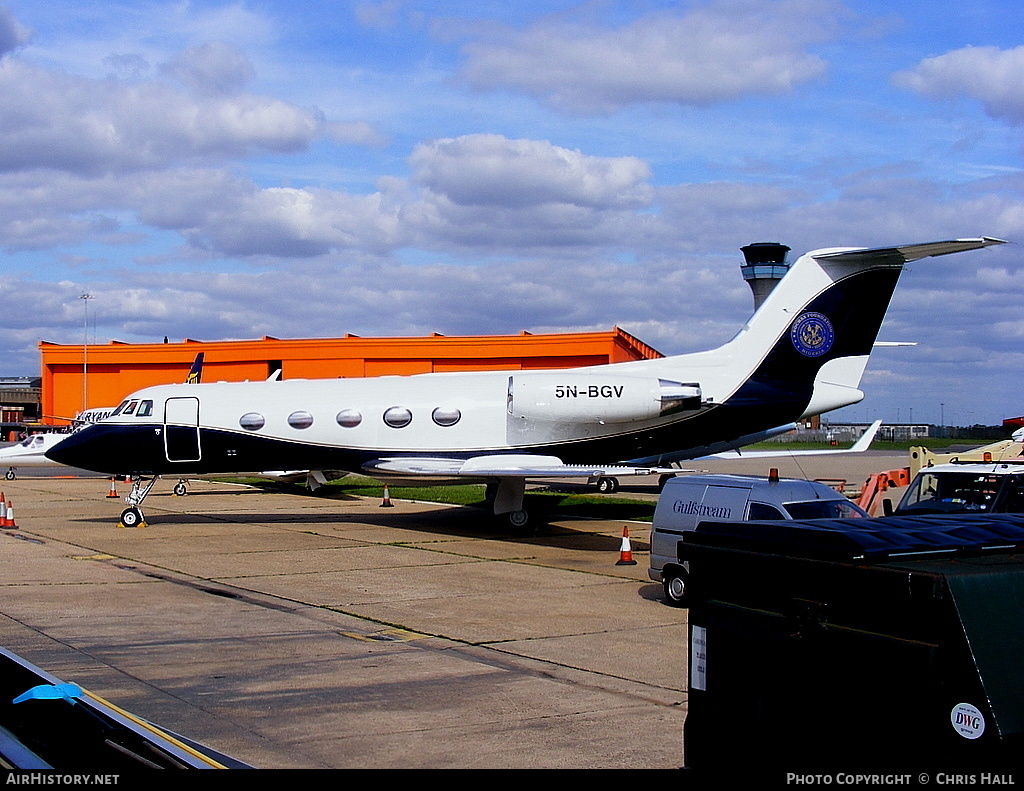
[
  {"xmin": 173, "ymin": 482, "xmax": 187, "ymax": 497},
  {"xmin": 5, "ymin": 469, "xmax": 14, "ymax": 481},
  {"xmin": 596, "ymin": 476, "xmax": 619, "ymax": 494},
  {"xmin": 663, "ymin": 570, "xmax": 688, "ymax": 607},
  {"xmin": 120, "ymin": 507, "xmax": 144, "ymax": 528},
  {"xmin": 505, "ymin": 509, "xmax": 529, "ymax": 528}
]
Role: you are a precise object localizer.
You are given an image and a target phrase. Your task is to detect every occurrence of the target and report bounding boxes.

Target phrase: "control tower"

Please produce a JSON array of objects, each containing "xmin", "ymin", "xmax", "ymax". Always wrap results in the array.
[{"xmin": 740, "ymin": 242, "xmax": 791, "ymax": 311}]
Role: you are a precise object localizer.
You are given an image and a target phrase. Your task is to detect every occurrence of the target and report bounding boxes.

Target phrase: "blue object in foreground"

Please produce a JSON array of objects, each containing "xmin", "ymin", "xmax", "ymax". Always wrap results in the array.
[{"xmin": 12, "ymin": 683, "xmax": 83, "ymax": 705}]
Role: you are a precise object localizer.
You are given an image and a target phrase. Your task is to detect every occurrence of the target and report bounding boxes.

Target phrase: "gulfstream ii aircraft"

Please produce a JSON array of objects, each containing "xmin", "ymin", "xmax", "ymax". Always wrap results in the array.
[{"xmin": 47, "ymin": 237, "xmax": 1005, "ymax": 528}]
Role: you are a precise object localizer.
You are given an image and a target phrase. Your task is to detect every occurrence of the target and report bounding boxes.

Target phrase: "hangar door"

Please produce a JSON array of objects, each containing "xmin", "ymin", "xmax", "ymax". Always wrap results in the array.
[{"xmin": 164, "ymin": 397, "xmax": 201, "ymax": 463}]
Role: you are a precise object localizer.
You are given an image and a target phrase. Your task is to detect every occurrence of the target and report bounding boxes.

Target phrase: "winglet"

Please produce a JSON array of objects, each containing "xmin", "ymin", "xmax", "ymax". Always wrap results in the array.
[{"xmin": 849, "ymin": 420, "xmax": 882, "ymax": 452}]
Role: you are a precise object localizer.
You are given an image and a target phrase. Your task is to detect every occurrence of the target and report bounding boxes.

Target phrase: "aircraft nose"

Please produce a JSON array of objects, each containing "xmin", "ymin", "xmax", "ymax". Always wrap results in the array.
[{"xmin": 45, "ymin": 427, "xmax": 104, "ymax": 470}]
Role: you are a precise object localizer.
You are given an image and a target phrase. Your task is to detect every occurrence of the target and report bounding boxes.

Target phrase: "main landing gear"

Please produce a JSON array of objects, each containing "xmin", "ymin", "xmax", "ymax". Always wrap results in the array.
[
  {"xmin": 486, "ymin": 478, "xmax": 537, "ymax": 530},
  {"xmin": 119, "ymin": 476, "xmax": 160, "ymax": 528}
]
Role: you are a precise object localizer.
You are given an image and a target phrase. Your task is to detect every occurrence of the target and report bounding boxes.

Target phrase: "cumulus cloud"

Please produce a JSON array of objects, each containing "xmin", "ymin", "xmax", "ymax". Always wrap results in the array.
[
  {"xmin": 95, "ymin": 134, "xmax": 657, "ymax": 259},
  {"xmin": 0, "ymin": 53, "xmax": 328, "ymax": 176},
  {"xmin": 895, "ymin": 45, "xmax": 1024, "ymax": 124},
  {"xmin": 459, "ymin": 0, "xmax": 836, "ymax": 114},
  {"xmin": 409, "ymin": 134, "xmax": 652, "ymax": 208}
]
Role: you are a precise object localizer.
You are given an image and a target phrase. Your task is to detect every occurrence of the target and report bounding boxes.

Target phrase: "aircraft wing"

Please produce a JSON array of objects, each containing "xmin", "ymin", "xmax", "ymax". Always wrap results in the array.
[
  {"xmin": 700, "ymin": 420, "xmax": 882, "ymax": 459},
  {"xmin": 363, "ymin": 422, "xmax": 881, "ymax": 478},
  {"xmin": 363, "ymin": 455, "xmax": 668, "ymax": 479}
]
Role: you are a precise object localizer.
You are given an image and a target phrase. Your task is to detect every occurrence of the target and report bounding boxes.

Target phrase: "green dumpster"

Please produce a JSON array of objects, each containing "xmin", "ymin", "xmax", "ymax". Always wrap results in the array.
[{"xmin": 681, "ymin": 513, "xmax": 1024, "ymax": 772}]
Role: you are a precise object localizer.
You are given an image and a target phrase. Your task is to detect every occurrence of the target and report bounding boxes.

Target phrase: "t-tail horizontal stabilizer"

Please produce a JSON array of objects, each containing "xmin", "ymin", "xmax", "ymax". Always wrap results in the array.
[{"xmin": 812, "ymin": 237, "xmax": 1006, "ymax": 265}]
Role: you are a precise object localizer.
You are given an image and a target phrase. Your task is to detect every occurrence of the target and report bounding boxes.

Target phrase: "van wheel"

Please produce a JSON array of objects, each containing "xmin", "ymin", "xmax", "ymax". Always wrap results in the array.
[{"xmin": 663, "ymin": 571, "xmax": 688, "ymax": 607}]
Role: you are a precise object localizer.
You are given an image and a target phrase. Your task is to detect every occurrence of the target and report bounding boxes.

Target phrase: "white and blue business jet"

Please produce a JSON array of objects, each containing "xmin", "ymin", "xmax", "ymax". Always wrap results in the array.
[{"xmin": 48, "ymin": 237, "xmax": 1005, "ymax": 528}]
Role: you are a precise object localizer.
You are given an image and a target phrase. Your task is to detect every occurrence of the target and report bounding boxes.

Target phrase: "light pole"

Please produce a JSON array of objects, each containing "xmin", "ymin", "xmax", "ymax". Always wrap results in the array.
[
  {"xmin": 940, "ymin": 403, "xmax": 945, "ymax": 439},
  {"xmin": 80, "ymin": 293, "xmax": 94, "ymax": 412}
]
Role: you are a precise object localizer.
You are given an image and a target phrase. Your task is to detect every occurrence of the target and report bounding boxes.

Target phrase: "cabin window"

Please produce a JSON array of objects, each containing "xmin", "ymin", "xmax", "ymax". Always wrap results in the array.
[
  {"xmin": 239, "ymin": 412, "xmax": 265, "ymax": 431},
  {"xmin": 336, "ymin": 409, "xmax": 362, "ymax": 428},
  {"xmin": 383, "ymin": 406, "xmax": 412, "ymax": 428},
  {"xmin": 288, "ymin": 411, "xmax": 314, "ymax": 429},
  {"xmin": 431, "ymin": 407, "xmax": 461, "ymax": 427}
]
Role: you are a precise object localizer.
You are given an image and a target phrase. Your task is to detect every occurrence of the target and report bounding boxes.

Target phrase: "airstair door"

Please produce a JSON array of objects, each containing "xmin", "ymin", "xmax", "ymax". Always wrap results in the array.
[{"xmin": 164, "ymin": 397, "xmax": 201, "ymax": 463}]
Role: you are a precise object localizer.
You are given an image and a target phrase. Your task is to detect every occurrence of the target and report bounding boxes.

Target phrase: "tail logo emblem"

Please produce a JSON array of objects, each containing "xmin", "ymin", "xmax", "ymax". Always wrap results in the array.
[{"xmin": 791, "ymin": 312, "xmax": 834, "ymax": 357}]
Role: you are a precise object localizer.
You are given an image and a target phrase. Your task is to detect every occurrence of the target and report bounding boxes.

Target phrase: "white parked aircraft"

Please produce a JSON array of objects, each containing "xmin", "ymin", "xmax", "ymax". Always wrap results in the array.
[
  {"xmin": 0, "ymin": 433, "xmax": 72, "ymax": 480},
  {"xmin": 47, "ymin": 237, "xmax": 1005, "ymax": 528}
]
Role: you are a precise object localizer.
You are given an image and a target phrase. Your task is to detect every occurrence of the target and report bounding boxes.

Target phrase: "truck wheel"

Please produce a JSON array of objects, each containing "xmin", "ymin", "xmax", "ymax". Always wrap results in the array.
[{"xmin": 663, "ymin": 571, "xmax": 688, "ymax": 607}]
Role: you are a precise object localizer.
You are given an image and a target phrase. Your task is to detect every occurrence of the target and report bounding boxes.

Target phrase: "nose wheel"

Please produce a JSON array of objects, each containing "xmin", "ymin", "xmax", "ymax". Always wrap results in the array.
[{"xmin": 119, "ymin": 506, "xmax": 146, "ymax": 529}]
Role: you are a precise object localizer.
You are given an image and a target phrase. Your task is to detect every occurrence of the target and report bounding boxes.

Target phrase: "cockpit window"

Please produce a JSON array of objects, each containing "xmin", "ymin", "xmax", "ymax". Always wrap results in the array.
[
  {"xmin": 136, "ymin": 400, "xmax": 153, "ymax": 417},
  {"xmin": 122, "ymin": 400, "xmax": 139, "ymax": 415},
  {"xmin": 110, "ymin": 400, "xmax": 130, "ymax": 417}
]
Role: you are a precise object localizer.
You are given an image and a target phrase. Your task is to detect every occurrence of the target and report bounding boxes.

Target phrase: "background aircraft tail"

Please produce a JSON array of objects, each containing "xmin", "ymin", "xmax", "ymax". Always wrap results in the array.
[{"xmin": 186, "ymin": 353, "xmax": 204, "ymax": 384}]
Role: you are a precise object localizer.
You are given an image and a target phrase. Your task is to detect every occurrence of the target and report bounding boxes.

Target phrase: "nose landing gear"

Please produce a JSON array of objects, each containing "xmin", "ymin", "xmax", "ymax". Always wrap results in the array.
[{"xmin": 118, "ymin": 476, "xmax": 160, "ymax": 528}]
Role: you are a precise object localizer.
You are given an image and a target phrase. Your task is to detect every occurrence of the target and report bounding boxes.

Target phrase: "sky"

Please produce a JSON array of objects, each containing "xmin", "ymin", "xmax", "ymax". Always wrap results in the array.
[{"xmin": 0, "ymin": 0, "xmax": 1022, "ymax": 428}]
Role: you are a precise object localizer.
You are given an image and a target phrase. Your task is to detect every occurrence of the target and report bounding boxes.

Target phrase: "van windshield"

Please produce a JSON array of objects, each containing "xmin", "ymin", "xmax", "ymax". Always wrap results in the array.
[{"xmin": 785, "ymin": 500, "xmax": 868, "ymax": 519}]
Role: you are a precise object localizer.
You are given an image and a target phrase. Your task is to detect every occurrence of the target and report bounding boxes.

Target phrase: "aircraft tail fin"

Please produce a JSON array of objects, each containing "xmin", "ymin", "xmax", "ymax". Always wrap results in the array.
[
  {"xmin": 186, "ymin": 353, "xmax": 204, "ymax": 384},
  {"xmin": 718, "ymin": 237, "xmax": 1005, "ymax": 421}
]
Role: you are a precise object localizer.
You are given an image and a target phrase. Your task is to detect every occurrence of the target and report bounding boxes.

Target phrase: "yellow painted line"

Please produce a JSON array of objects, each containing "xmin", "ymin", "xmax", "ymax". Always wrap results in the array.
[
  {"xmin": 81, "ymin": 689, "xmax": 228, "ymax": 769},
  {"xmin": 70, "ymin": 554, "xmax": 119, "ymax": 561}
]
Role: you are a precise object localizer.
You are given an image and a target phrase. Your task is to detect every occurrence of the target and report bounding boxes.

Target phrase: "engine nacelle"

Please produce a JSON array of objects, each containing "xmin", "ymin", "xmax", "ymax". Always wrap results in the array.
[{"xmin": 507, "ymin": 374, "xmax": 701, "ymax": 425}]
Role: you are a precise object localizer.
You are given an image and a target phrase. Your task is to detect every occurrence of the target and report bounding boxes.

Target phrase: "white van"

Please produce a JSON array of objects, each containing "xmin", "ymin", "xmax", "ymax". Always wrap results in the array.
[{"xmin": 649, "ymin": 473, "xmax": 868, "ymax": 606}]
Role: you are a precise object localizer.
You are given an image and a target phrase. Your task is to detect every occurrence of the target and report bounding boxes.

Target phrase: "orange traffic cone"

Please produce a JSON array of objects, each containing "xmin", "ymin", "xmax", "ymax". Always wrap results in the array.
[
  {"xmin": 0, "ymin": 493, "xmax": 7, "ymax": 526},
  {"xmin": 5, "ymin": 500, "xmax": 16, "ymax": 529},
  {"xmin": 616, "ymin": 526, "xmax": 637, "ymax": 565},
  {"xmin": 379, "ymin": 485, "xmax": 394, "ymax": 508},
  {"xmin": 106, "ymin": 477, "xmax": 119, "ymax": 498}
]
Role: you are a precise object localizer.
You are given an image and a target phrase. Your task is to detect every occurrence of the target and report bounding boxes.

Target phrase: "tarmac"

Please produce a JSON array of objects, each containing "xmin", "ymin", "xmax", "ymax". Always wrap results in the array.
[{"xmin": 0, "ymin": 449, "xmax": 908, "ymax": 771}]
